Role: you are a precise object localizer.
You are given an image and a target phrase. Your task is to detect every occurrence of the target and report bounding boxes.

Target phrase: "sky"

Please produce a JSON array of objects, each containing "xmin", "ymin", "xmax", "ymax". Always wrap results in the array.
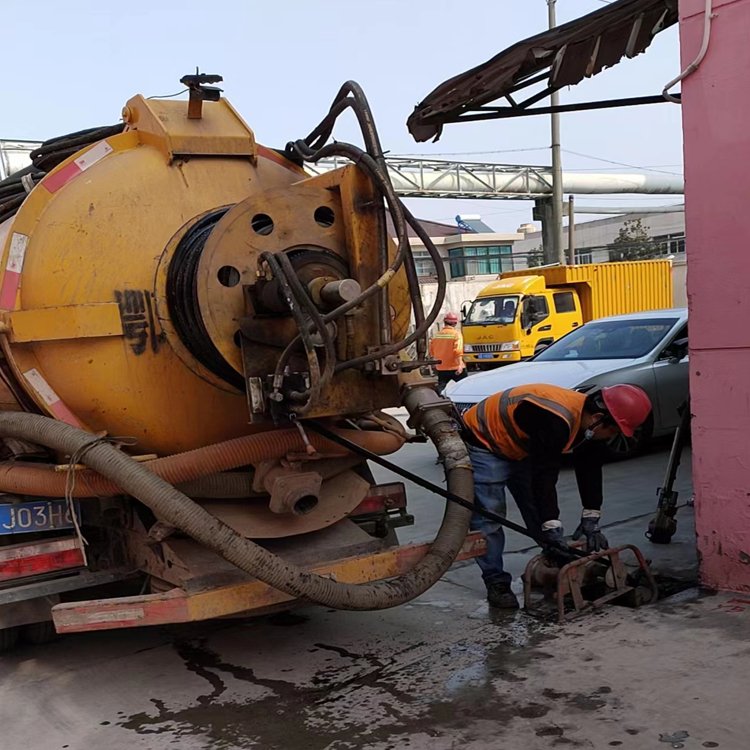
[{"xmin": 4, "ymin": 0, "xmax": 685, "ymax": 232}]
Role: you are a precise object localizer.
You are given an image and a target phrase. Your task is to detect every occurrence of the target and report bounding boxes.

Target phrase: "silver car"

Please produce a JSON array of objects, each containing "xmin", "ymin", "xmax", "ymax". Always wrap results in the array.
[{"xmin": 446, "ymin": 309, "xmax": 689, "ymax": 455}]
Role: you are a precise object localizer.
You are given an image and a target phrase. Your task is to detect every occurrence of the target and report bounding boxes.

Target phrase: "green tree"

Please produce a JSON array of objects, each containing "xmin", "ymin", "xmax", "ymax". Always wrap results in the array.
[
  {"xmin": 525, "ymin": 245, "xmax": 544, "ymax": 268},
  {"xmin": 607, "ymin": 219, "xmax": 665, "ymax": 261}
]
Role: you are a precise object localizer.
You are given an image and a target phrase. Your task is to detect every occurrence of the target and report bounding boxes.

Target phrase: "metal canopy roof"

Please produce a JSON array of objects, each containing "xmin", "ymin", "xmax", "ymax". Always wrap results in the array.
[{"xmin": 407, "ymin": 0, "xmax": 678, "ymax": 142}]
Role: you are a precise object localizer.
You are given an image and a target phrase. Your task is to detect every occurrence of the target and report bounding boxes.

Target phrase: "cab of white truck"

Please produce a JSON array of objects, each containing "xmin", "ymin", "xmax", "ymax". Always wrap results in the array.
[{"xmin": 461, "ymin": 275, "xmax": 583, "ymax": 368}]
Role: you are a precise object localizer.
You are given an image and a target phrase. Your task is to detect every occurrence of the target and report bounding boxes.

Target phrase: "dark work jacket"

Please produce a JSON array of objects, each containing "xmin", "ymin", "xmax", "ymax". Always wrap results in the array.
[{"xmin": 514, "ymin": 401, "xmax": 604, "ymax": 523}]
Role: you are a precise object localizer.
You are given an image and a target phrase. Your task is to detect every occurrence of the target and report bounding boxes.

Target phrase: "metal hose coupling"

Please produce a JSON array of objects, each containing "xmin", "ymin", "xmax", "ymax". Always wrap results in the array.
[{"xmin": 399, "ymin": 368, "xmax": 473, "ymax": 473}]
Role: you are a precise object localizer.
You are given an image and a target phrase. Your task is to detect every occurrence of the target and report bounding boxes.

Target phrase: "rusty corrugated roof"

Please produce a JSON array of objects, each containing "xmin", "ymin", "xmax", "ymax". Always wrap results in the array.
[{"xmin": 407, "ymin": 0, "xmax": 678, "ymax": 142}]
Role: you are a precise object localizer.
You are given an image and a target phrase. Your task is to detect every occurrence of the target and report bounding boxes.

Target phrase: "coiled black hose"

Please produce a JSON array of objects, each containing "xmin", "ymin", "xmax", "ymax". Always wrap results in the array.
[
  {"xmin": 0, "ymin": 125, "xmax": 124, "ymax": 224},
  {"xmin": 29, "ymin": 125, "xmax": 124, "ymax": 172}
]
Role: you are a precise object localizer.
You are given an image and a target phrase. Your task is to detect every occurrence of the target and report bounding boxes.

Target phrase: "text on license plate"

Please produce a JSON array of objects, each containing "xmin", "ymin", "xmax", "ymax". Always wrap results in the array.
[
  {"xmin": 0, "ymin": 500, "xmax": 79, "ymax": 535},
  {"xmin": 477, "ymin": 353, "xmax": 495, "ymax": 359}
]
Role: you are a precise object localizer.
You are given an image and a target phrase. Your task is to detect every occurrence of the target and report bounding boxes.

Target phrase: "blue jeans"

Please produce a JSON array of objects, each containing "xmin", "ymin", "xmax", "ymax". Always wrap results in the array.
[{"xmin": 468, "ymin": 444, "xmax": 540, "ymax": 587}]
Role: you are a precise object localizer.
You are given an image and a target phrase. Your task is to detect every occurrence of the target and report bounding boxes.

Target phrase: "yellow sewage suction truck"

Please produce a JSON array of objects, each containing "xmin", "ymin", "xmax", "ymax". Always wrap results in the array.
[
  {"xmin": 0, "ymin": 75, "xmax": 481, "ymax": 651},
  {"xmin": 461, "ymin": 260, "xmax": 674, "ymax": 369}
]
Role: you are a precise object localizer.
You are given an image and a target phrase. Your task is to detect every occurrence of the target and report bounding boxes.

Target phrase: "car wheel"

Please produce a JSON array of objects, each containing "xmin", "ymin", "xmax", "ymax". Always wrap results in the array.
[{"xmin": 604, "ymin": 414, "xmax": 654, "ymax": 461}]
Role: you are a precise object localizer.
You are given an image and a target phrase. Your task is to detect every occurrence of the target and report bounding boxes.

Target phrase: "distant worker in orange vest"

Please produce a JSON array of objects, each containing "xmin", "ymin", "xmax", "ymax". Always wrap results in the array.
[
  {"xmin": 429, "ymin": 312, "xmax": 467, "ymax": 392},
  {"xmin": 460, "ymin": 383, "xmax": 652, "ymax": 609}
]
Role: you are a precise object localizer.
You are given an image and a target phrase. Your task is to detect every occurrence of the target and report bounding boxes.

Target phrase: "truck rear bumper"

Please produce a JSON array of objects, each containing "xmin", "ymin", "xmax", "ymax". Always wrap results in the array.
[{"xmin": 52, "ymin": 532, "xmax": 487, "ymax": 633}]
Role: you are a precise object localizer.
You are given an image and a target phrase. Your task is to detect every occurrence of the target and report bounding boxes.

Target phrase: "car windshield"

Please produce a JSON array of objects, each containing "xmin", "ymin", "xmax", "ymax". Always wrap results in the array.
[
  {"xmin": 533, "ymin": 317, "xmax": 679, "ymax": 361},
  {"xmin": 464, "ymin": 295, "xmax": 519, "ymax": 325}
]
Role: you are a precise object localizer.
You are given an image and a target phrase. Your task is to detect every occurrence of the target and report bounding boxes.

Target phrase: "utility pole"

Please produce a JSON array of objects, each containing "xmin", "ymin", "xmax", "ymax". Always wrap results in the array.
[
  {"xmin": 568, "ymin": 194, "xmax": 576, "ymax": 265},
  {"xmin": 547, "ymin": 0, "xmax": 566, "ymax": 265}
]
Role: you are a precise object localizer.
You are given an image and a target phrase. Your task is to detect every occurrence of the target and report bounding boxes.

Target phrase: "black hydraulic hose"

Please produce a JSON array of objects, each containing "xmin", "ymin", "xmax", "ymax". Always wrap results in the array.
[
  {"xmin": 299, "ymin": 82, "xmax": 396, "ymax": 344},
  {"xmin": 1, "ymin": 125, "xmax": 124, "ymax": 224},
  {"xmin": 0, "ymin": 168, "xmax": 43, "ymax": 198},
  {"xmin": 289, "ymin": 139, "xmax": 446, "ymax": 373},
  {"xmin": 0, "ymin": 409, "xmax": 472, "ymax": 611},
  {"xmin": 284, "ymin": 82, "xmax": 449, "ymax": 371},
  {"xmin": 306, "ymin": 419, "xmax": 587, "ymax": 563},
  {"xmin": 334, "ymin": 201, "xmax": 447, "ymax": 373},
  {"xmin": 0, "ymin": 195, "xmax": 25, "ymax": 225},
  {"xmin": 402, "ymin": 235, "xmax": 427, "ymax": 360},
  {"xmin": 303, "ymin": 83, "xmax": 386, "ymax": 162},
  {"xmin": 289, "ymin": 140, "xmax": 410, "ymax": 319},
  {"xmin": 0, "ymin": 165, "xmax": 43, "ymax": 223},
  {"xmin": 287, "ymin": 84, "xmax": 438, "ymax": 351},
  {"xmin": 261, "ymin": 252, "xmax": 323, "ymax": 413},
  {"xmin": 30, "ymin": 124, "xmax": 124, "ymax": 172},
  {"xmin": 275, "ymin": 251, "xmax": 336, "ymax": 394},
  {"xmin": 280, "ymin": 136, "xmax": 443, "ymax": 381}
]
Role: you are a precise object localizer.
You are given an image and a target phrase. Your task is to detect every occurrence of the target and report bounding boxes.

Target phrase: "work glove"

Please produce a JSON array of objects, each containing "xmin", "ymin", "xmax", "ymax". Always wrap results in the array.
[
  {"xmin": 572, "ymin": 514, "xmax": 609, "ymax": 553},
  {"xmin": 540, "ymin": 523, "xmax": 567, "ymax": 552}
]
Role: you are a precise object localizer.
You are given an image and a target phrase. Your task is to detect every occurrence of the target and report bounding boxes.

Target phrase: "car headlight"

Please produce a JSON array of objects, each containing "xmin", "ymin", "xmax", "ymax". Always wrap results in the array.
[
  {"xmin": 463, "ymin": 344, "xmax": 473, "ymax": 353},
  {"xmin": 500, "ymin": 341, "xmax": 520, "ymax": 352}
]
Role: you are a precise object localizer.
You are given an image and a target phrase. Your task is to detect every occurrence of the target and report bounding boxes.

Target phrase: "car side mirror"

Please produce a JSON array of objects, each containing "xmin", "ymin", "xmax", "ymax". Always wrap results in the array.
[{"xmin": 666, "ymin": 337, "xmax": 688, "ymax": 364}]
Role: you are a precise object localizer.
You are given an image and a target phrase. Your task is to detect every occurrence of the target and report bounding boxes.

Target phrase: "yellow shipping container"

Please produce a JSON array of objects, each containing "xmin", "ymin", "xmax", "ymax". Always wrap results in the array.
[
  {"xmin": 500, "ymin": 260, "xmax": 673, "ymax": 321},
  {"xmin": 461, "ymin": 260, "xmax": 673, "ymax": 368}
]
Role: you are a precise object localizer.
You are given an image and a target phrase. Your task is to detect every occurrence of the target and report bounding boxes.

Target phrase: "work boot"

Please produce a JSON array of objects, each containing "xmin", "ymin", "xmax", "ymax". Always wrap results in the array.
[{"xmin": 486, "ymin": 582, "xmax": 520, "ymax": 610}]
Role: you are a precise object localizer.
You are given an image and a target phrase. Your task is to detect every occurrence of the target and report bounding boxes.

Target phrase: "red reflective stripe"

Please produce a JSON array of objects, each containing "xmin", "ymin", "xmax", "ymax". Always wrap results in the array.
[
  {"xmin": 0, "ymin": 232, "xmax": 29, "ymax": 310},
  {"xmin": 0, "ymin": 269, "xmax": 20, "ymax": 309},
  {"xmin": 42, "ymin": 161, "xmax": 83, "ymax": 193},
  {"xmin": 351, "ymin": 483, "xmax": 407, "ymax": 515},
  {"xmin": 0, "ymin": 542, "xmax": 84, "ymax": 581},
  {"xmin": 23, "ymin": 368, "xmax": 82, "ymax": 428}
]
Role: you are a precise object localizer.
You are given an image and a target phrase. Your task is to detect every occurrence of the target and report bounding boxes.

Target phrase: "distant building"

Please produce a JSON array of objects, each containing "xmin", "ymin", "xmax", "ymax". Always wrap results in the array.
[
  {"xmin": 411, "ymin": 211, "xmax": 687, "ymax": 328},
  {"xmin": 408, "ymin": 221, "xmax": 522, "ymax": 282},
  {"xmin": 405, "ymin": 216, "xmax": 524, "ymax": 328},
  {"xmin": 513, "ymin": 210, "xmax": 686, "ymax": 266}
]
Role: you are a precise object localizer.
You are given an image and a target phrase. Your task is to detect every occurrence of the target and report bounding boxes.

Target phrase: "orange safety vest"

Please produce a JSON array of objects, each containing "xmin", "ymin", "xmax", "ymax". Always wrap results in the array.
[
  {"xmin": 463, "ymin": 384, "xmax": 587, "ymax": 460},
  {"xmin": 429, "ymin": 326, "xmax": 464, "ymax": 371}
]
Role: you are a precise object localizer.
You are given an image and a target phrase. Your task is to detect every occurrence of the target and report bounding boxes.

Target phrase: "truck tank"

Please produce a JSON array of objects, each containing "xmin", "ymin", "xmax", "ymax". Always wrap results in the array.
[{"xmin": 0, "ymin": 77, "xmax": 474, "ymax": 624}]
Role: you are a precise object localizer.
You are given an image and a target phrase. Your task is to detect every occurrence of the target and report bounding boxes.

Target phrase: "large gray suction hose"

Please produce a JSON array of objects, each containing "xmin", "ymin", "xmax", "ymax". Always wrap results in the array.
[{"xmin": 0, "ymin": 387, "xmax": 472, "ymax": 610}]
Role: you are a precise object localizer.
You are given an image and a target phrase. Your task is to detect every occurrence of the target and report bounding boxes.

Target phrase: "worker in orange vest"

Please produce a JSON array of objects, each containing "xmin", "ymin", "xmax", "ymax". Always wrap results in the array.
[
  {"xmin": 460, "ymin": 383, "xmax": 652, "ymax": 609},
  {"xmin": 429, "ymin": 311, "xmax": 466, "ymax": 392}
]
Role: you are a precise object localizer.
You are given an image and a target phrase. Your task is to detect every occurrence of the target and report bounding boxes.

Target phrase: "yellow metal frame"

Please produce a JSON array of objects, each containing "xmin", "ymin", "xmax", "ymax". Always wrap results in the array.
[
  {"xmin": 5, "ymin": 303, "xmax": 123, "ymax": 343},
  {"xmin": 52, "ymin": 532, "xmax": 487, "ymax": 632},
  {"xmin": 122, "ymin": 96, "xmax": 258, "ymax": 162}
]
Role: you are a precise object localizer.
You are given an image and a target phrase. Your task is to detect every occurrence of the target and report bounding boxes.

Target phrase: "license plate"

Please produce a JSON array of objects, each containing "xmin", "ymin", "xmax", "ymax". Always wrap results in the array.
[
  {"xmin": 0, "ymin": 499, "xmax": 79, "ymax": 535},
  {"xmin": 477, "ymin": 353, "xmax": 495, "ymax": 359}
]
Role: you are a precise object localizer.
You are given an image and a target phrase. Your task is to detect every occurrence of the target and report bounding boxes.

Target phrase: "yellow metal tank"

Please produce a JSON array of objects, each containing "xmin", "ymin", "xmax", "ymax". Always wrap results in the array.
[{"xmin": 0, "ymin": 93, "xmax": 410, "ymax": 455}]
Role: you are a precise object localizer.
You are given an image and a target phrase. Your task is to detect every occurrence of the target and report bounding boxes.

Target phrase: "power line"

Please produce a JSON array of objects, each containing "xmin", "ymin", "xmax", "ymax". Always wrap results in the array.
[
  {"xmin": 563, "ymin": 165, "xmax": 683, "ymax": 172},
  {"xmin": 561, "ymin": 148, "xmax": 683, "ymax": 176},
  {"xmin": 394, "ymin": 147, "xmax": 549, "ymax": 158}
]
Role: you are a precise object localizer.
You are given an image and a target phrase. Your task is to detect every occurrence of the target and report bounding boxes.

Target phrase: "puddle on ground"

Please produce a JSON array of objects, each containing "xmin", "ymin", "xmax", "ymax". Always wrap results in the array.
[
  {"xmin": 116, "ymin": 612, "xmax": 588, "ymax": 749},
  {"xmin": 116, "ymin": 583, "xmax": 713, "ymax": 749}
]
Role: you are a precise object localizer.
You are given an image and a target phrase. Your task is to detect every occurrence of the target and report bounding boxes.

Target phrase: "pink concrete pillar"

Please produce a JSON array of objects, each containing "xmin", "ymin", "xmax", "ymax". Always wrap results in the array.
[{"xmin": 681, "ymin": 0, "xmax": 750, "ymax": 590}]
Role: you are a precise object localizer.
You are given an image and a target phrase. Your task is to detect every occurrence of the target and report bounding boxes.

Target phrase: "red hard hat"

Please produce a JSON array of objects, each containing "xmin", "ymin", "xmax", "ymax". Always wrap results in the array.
[
  {"xmin": 600, "ymin": 384, "xmax": 652, "ymax": 437},
  {"xmin": 444, "ymin": 311, "xmax": 459, "ymax": 324}
]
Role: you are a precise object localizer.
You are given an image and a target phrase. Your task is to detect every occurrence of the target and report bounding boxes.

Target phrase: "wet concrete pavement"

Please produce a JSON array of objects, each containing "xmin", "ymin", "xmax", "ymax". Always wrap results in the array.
[{"xmin": 4, "ymin": 438, "xmax": 742, "ymax": 750}]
